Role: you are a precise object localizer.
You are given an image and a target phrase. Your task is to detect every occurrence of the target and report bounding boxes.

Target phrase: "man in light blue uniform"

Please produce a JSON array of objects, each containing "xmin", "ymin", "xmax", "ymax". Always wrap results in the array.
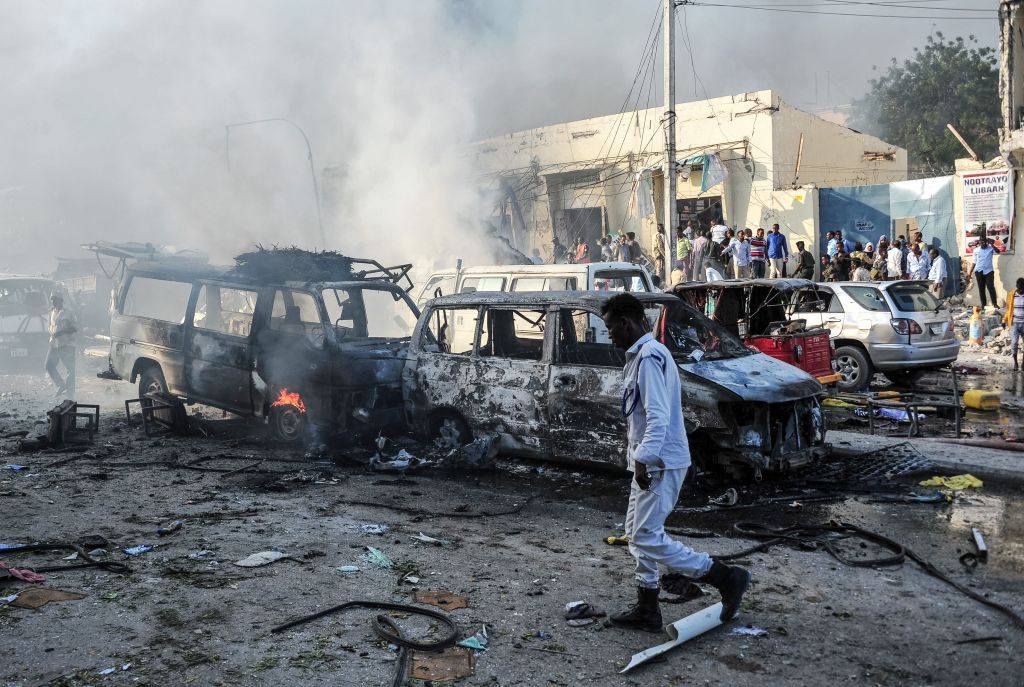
[{"xmin": 601, "ymin": 294, "xmax": 751, "ymax": 632}]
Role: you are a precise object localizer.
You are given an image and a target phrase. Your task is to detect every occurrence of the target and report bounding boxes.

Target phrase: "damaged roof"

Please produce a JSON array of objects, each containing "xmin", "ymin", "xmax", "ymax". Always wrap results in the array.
[
  {"xmin": 427, "ymin": 290, "xmax": 678, "ymax": 308},
  {"xmin": 672, "ymin": 278, "xmax": 817, "ymax": 292}
]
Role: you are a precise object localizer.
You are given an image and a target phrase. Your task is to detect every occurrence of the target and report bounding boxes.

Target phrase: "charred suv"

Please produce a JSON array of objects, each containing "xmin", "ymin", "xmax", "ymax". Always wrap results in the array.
[
  {"xmin": 101, "ymin": 252, "xmax": 420, "ymax": 442},
  {"xmin": 404, "ymin": 291, "xmax": 826, "ymax": 479}
]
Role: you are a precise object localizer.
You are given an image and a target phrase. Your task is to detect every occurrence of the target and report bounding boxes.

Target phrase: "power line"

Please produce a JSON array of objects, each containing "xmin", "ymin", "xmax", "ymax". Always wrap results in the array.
[{"xmin": 687, "ymin": 1, "xmax": 994, "ymax": 19}]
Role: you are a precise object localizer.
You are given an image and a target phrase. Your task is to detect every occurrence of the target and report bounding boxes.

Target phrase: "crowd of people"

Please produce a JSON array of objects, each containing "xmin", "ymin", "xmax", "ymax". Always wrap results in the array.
[{"xmin": 545, "ymin": 219, "xmax": 1008, "ymax": 305}]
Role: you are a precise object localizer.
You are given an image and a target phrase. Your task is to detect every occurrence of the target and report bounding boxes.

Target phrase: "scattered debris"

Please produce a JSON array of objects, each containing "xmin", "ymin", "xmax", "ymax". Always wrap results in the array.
[
  {"xmin": 564, "ymin": 601, "xmax": 605, "ymax": 620},
  {"xmin": 919, "ymin": 474, "xmax": 983, "ymax": 491},
  {"xmin": 359, "ymin": 523, "xmax": 388, "ymax": 535},
  {"xmin": 729, "ymin": 625, "xmax": 769, "ymax": 637},
  {"xmin": 414, "ymin": 590, "xmax": 468, "ymax": 610},
  {"xmin": 457, "ymin": 625, "xmax": 489, "ymax": 653},
  {"xmin": 412, "ymin": 532, "xmax": 449, "ymax": 546},
  {"xmin": 157, "ymin": 520, "xmax": 182, "ymax": 537},
  {"xmin": 604, "ymin": 535, "xmax": 629, "ymax": 546},
  {"xmin": 335, "ymin": 565, "xmax": 360, "ymax": 574},
  {"xmin": 4, "ymin": 464, "xmax": 27, "ymax": 471},
  {"xmin": 972, "ymin": 527, "xmax": 988, "ymax": 563},
  {"xmin": 0, "ymin": 593, "xmax": 20, "ymax": 607},
  {"xmin": 233, "ymin": 551, "xmax": 288, "ymax": 567},
  {"xmin": 9, "ymin": 588, "xmax": 85, "ymax": 609},
  {"xmin": 369, "ymin": 449, "xmax": 434, "ymax": 473},
  {"xmin": 411, "ymin": 647, "xmax": 475, "ymax": 681},
  {"xmin": 123, "ymin": 545, "xmax": 154, "ymax": 557},
  {"xmin": 621, "ymin": 602, "xmax": 724, "ymax": 673},
  {"xmin": 0, "ymin": 562, "xmax": 45, "ymax": 582},
  {"xmin": 362, "ymin": 546, "xmax": 393, "ymax": 569},
  {"xmin": 709, "ymin": 488, "xmax": 739, "ymax": 507}
]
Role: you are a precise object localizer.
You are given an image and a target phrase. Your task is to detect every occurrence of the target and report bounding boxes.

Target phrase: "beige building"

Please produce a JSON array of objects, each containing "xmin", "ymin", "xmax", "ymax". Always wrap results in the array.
[{"xmin": 473, "ymin": 90, "xmax": 907, "ymax": 265}]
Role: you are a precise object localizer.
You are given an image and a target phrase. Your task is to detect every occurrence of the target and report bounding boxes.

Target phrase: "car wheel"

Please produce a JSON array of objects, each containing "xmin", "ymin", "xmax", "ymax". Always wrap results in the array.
[
  {"xmin": 431, "ymin": 412, "xmax": 472, "ymax": 448},
  {"xmin": 138, "ymin": 365, "xmax": 173, "ymax": 423},
  {"xmin": 270, "ymin": 403, "xmax": 306, "ymax": 444},
  {"xmin": 883, "ymin": 369, "xmax": 924, "ymax": 387},
  {"xmin": 835, "ymin": 346, "xmax": 872, "ymax": 392}
]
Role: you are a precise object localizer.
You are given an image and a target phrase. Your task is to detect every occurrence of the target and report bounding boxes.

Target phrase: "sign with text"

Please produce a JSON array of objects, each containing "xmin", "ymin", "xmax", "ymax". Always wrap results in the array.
[{"xmin": 961, "ymin": 170, "xmax": 1013, "ymax": 254}]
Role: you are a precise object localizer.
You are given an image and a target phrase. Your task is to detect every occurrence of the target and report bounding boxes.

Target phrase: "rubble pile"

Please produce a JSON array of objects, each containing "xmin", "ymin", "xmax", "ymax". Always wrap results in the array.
[{"xmin": 947, "ymin": 297, "xmax": 1010, "ymax": 356}]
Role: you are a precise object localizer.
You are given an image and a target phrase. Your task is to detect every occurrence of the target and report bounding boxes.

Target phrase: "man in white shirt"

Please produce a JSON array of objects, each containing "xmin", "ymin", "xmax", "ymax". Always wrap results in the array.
[
  {"xmin": 46, "ymin": 294, "xmax": 77, "ymax": 398},
  {"xmin": 906, "ymin": 245, "xmax": 928, "ymax": 280},
  {"xmin": 928, "ymin": 248, "xmax": 947, "ymax": 298},
  {"xmin": 710, "ymin": 218, "xmax": 729, "ymax": 245},
  {"xmin": 600, "ymin": 294, "xmax": 751, "ymax": 631},
  {"xmin": 887, "ymin": 240, "xmax": 905, "ymax": 280},
  {"xmin": 971, "ymin": 237, "xmax": 1000, "ymax": 309},
  {"xmin": 722, "ymin": 231, "xmax": 751, "ymax": 278}
]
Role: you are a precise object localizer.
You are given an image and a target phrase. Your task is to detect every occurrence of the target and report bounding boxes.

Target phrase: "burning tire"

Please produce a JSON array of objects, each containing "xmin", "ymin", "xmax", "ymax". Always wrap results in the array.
[{"xmin": 269, "ymin": 388, "xmax": 307, "ymax": 443}]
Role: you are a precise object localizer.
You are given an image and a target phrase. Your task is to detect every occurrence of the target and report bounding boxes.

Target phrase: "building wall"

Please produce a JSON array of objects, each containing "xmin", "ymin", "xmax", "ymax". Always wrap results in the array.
[{"xmin": 473, "ymin": 89, "xmax": 907, "ymax": 266}]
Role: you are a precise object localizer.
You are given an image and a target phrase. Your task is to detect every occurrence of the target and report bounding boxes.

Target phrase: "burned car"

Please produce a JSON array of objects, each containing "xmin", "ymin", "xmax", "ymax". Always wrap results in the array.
[
  {"xmin": 403, "ymin": 291, "xmax": 827, "ymax": 479},
  {"xmin": 101, "ymin": 250, "xmax": 420, "ymax": 442},
  {"xmin": 0, "ymin": 276, "xmax": 65, "ymax": 371}
]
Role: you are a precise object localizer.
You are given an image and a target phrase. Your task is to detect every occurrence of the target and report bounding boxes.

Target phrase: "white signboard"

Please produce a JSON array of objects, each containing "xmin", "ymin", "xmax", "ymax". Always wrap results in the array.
[{"xmin": 961, "ymin": 170, "xmax": 1013, "ymax": 255}]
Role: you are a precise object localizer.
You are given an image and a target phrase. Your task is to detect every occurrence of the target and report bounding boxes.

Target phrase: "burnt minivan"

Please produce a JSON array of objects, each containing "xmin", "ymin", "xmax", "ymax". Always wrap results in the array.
[
  {"xmin": 102, "ymin": 256, "xmax": 420, "ymax": 442},
  {"xmin": 404, "ymin": 291, "xmax": 827, "ymax": 479}
]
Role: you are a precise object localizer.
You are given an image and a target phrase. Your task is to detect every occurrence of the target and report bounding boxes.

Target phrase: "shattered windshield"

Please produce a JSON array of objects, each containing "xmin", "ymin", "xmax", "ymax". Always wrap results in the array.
[
  {"xmin": 321, "ymin": 285, "xmax": 418, "ymax": 340},
  {"xmin": 653, "ymin": 299, "xmax": 752, "ymax": 362}
]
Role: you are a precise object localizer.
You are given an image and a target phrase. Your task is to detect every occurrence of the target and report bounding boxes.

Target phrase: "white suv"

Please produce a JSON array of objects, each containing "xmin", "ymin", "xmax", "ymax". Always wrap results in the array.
[{"xmin": 791, "ymin": 281, "xmax": 960, "ymax": 391}]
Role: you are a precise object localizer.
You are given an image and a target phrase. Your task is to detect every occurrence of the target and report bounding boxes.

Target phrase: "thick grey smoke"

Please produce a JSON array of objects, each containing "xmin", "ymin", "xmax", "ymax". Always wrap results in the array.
[{"xmin": 0, "ymin": 0, "xmax": 997, "ymax": 275}]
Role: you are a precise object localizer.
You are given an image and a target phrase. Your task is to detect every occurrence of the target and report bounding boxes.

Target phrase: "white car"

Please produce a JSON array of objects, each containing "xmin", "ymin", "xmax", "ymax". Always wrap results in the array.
[{"xmin": 790, "ymin": 280, "xmax": 960, "ymax": 391}]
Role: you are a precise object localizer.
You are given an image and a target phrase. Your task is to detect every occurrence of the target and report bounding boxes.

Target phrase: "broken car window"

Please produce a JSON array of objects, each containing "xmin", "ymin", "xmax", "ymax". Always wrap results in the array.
[
  {"xmin": 656, "ymin": 300, "xmax": 752, "ymax": 362},
  {"xmin": 887, "ymin": 282, "xmax": 941, "ymax": 313},
  {"xmin": 478, "ymin": 308, "xmax": 547, "ymax": 361},
  {"xmin": 793, "ymin": 288, "xmax": 842, "ymax": 314},
  {"xmin": 193, "ymin": 285, "xmax": 257, "ymax": 337},
  {"xmin": 122, "ymin": 277, "xmax": 193, "ymax": 324},
  {"xmin": 593, "ymin": 270, "xmax": 649, "ymax": 292},
  {"xmin": 841, "ymin": 286, "xmax": 890, "ymax": 313},
  {"xmin": 322, "ymin": 286, "xmax": 417, "ymax": 340},
  {"xmin": 557, "ymin": 309, "xmax": 625, "ymax": 367},
  {"xmin": 271, "ymin": 290, "xmax": 325, "ymax": 346},
  {"xmin": 421, "ymin": 306, "xmax": 480, "ymax": 355}
]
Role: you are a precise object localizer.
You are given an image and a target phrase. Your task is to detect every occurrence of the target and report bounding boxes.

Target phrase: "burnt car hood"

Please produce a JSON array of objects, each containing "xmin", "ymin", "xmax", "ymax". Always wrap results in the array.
[
  {"xmin": 334, "ymin": 339, "xmax": 409, "ymax": 383},
  {"xmin": 679, "ymin": 353, "xmax": 822, "ymax": 403}
]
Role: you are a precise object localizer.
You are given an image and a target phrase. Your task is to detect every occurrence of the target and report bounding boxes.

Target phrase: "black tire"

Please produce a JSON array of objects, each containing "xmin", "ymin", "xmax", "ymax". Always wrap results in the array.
[
  {"xmin": 270, "ymin": 404, "xmax": 306, "ymax": 444},
  {"xmin": 138, "ymin": 365, "xmax": 173, "ymax": 423},
  {"xmin": 430, "ymin": 412, "xmax": 472, "ymax": 448},
  {"xmin": 883, "ymin": 369, "xmax": 925, "ymax": 387},
  {"xmin": 835, "ymin": 345, "xmax": 873, "ymax": 392}
]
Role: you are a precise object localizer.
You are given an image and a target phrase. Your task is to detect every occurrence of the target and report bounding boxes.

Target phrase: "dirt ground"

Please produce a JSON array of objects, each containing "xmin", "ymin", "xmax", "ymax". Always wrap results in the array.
[{"xmin": 2, "ymin": 346, "xmax": 1023, "ymax": 687}]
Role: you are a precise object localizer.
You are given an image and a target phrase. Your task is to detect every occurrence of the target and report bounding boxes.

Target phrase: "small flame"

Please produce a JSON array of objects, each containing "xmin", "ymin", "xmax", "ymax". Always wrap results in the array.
[{"xmin": 271, "ymin": 388, "xmax": 306, "ymax": 413}]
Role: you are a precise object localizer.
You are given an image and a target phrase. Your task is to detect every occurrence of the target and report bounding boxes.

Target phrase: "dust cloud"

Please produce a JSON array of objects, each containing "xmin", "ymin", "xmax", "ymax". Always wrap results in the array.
[{"xmin": 0, "ymin": 0, "xmax": 996, "ymax": 277}]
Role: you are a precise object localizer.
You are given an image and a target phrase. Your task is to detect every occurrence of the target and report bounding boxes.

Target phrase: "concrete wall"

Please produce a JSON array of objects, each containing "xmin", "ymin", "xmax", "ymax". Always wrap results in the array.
[{"xmin": 473, "ymin": 90, "xmax": 907, "ymax": 267}]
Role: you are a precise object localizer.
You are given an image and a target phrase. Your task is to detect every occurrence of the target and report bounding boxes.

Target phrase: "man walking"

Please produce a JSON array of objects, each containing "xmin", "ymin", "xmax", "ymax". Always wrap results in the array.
[
  {"xmin": 906, "ymin": 244, "xmax": 928, "ymax": 280},
  {"xmin": 766, "ymin": 224, "xmax": 789, "ymax": 278},
  {"xmin": 749, "ymin": 228, "xmax": 767, "ymax": 278},
  {"xmin": 601, "ymin": 293, "xmax": 751, "ymax": 630},
  {"xmin": 722, "ymin": 230, "xmax": 751, "ymax": 278},
  {"xmin": 672, "ymin": 226, "xmax": 693, "ymax": 284},
  {"xmin": 928, "ymin": 248, "xmax": 947, "ymax": 298},
  {"xmin": 45, "ymin": 293, "xmax": 77, "ymax": 398},
  {"xmin": 794, "ymin": 240, "xmax": 815, "ymax": 279},
  {"xmin": 825, "ymin": 231, "xmax": 838, "ymax": 259},
  {"xmin": 689, "ymin": 229, "xmax": 710, "ymax": 284},
  {"xmin": 1004, "ymin": 278, "xmax": 1024, "ymax": 371},
  {"xmin": 971, "ymin": 237, "xmax": 1000, "ymax": 310}
]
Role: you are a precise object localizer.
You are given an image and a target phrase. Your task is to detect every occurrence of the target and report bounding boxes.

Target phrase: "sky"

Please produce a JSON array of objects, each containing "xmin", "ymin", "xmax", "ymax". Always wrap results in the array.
[{"xmin": 0, "ymin": 0, "xmax": 1000, "ymax": 274}]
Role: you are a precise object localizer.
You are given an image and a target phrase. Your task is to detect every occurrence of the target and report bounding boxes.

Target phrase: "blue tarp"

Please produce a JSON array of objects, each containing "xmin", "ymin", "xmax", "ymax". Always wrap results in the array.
[
  {"xmin": 889, "ymin": 176, "xmax": 957, "ymax": 256},
  {"xmin": 818, "ymin": 184, "xmax": 891, "ymax": 253}
]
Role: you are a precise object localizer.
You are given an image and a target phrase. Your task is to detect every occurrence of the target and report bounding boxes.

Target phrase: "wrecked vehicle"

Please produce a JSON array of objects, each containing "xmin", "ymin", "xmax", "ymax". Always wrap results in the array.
[
  {"xmin": 672, "ymin": 279, "xmax": 841, "ymax": 387},
  {"xmin": 0, "ymin": 276, "xmax": 66, "ymax": 371},
  {"xmin": 100, "ymin": 249, "xmax": 420, "ymax": 443},
  {"xmin": 404, "ymin": 291, "xmax": 827, "ymax": 479}
]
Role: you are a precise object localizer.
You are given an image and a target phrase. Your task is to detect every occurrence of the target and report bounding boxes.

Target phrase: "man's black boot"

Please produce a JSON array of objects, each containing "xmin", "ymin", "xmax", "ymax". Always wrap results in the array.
[
  {"xmin": 699, "ymin": 559, "xmax": 751, "ymax": 621},
  {"xmin": 608, "ymin": 585, "xmax": 663, "ymax": 632}
]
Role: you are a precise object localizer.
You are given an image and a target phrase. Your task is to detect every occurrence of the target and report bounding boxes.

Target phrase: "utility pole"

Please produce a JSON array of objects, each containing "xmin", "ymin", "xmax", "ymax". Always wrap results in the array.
[
  {"xmin": 663, "ymin": 0, "xmax": 678, "ymax": 286},
  {"xmin": 224, "ymin": 118, "xmax": 326, "ymax": 248}
]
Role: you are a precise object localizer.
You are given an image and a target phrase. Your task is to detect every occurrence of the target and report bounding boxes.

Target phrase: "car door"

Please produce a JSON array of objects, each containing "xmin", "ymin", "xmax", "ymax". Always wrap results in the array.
[
  {"xmin": 252, "ymin": 288, "xmax": 332, "ymax": 418},
  {"xmin": 469, "ymin": 305, "xmax": 552, "ymax": 455},
  {"xmin": 185, "ymin": 282, "xmax": 257, "ymax": 414},
  {"xmin": 547, "ymin": 307, "xmax": 628, "ymax": 468}
]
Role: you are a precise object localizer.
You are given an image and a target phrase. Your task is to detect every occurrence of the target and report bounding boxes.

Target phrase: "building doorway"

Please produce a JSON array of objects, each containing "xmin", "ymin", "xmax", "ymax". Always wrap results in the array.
[
  {"xmin": 558, "ymin": 207, "xmax": 604, "ymax": 262},
  {"xmin": 677, "ymin": 196, "xmax": 722, "ymax": 230}
]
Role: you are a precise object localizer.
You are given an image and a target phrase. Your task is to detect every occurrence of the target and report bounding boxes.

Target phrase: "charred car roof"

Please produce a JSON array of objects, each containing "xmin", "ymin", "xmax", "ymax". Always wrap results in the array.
[{"xmin": 123, "ymin": 261, "xmax": 410, "ymax": 291}]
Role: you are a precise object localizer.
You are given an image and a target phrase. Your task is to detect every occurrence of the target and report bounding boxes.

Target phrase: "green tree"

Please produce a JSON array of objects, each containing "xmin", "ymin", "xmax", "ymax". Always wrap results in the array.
[{"xmin": 850, "ymin": 32, "xmax": 1000, "ymax": 177}]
